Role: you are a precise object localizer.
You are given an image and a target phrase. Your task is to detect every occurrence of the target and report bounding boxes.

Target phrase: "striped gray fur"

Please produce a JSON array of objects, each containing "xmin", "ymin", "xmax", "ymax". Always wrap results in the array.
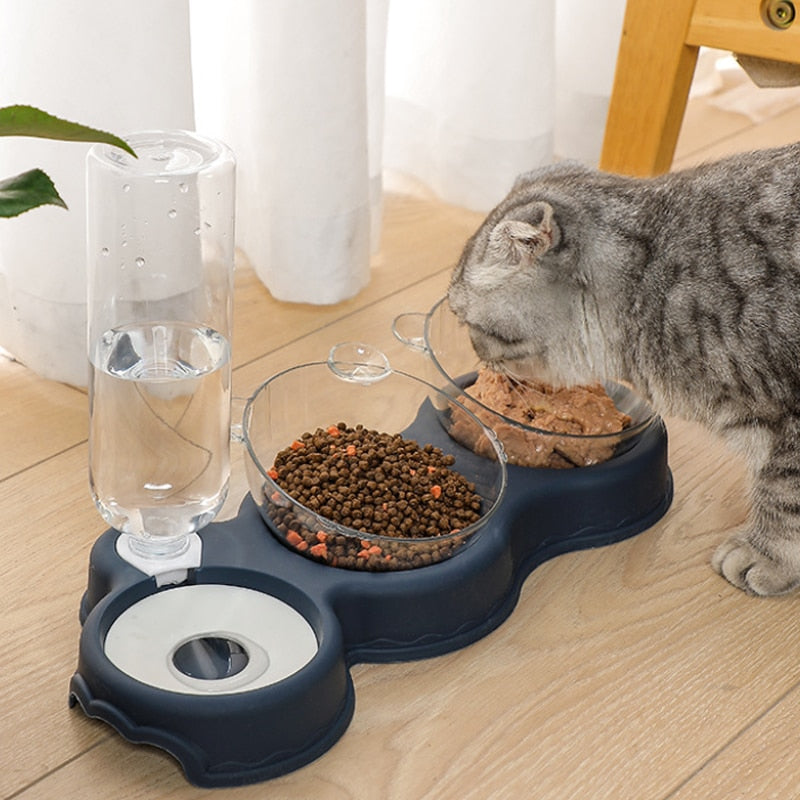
[{"xmin": 448, "ymin": 143, "xmax": 800, "ymax": 595}]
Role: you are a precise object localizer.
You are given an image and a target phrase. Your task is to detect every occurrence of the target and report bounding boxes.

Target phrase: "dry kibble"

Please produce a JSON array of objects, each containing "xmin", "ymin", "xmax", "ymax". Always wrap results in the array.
[{"xmin": 261, "ymin": 424, "xmax": 483, "ymax": 571}]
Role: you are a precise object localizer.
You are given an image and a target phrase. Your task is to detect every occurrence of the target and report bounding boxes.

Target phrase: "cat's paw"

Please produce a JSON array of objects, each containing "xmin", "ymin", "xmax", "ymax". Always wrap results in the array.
[{"xmin": 712, "ymin": 533, "xmax": 800, "ymax": 596}]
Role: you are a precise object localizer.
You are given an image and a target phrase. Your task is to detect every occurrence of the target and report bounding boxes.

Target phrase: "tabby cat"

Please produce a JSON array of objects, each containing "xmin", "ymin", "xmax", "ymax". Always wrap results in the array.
[{"xmin": 448, "ymin": 143, "xmax": 800, "ymax": 596}]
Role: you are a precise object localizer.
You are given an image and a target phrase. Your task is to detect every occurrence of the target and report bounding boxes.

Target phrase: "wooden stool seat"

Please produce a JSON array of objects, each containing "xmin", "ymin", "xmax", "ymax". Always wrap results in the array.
[{"xmin": 600, "ymin": 0, "xmax": 800, "ymax": 176}]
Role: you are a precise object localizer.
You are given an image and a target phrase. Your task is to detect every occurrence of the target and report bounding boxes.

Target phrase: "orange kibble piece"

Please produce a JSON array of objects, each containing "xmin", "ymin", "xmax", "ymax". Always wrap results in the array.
[
  {"xmin": 290, "ymin": 440, "xmax": 305, "ymax": 450},
  {"xmin": 360, "ymin": 539, "xmax": 371, "ymax": 549},
  {"xmin": 310, "ymin": 542, "xmax": 328, "ymax": 558},
  {"xmin": 427, "ymin": 465, "xmax": 436, "ymax": 473},
  {"xmin": 267, "ymin": 467, "xmax": 279, "ymax": 481},
  {"xmin": 286, "ymin": 530, "xmax": 303, "ymax": 547},
  {"xmin": 345, "ymin": 444, "xmax": 357, "ymax": 456},
  {"xmin": 357, "ymin": 549, "xmax": 370, "ymax": 559},
  {"xmin": 327, "ymin": 425, "xmax": 341, "ymax": 437},
  {"xmin": 315, "ymin": 531, "xmax": 329, "ymax": 543},
  {"xmin": 430, "ymin": 485, "xmax": 442, "ymax": 499},
  {"xmin": 367, "ymin": 545, "xmax": 382, "ymax": 556},
  {"xmin": 296, "ymin": 540, "xmax": 309, "ymax": 552}
]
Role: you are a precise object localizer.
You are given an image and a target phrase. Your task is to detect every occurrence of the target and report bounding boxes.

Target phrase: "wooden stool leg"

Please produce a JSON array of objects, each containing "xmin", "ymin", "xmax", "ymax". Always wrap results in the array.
[{"xmin": 600, "ymin": 0, "xmax": 700, "ymax": 176}]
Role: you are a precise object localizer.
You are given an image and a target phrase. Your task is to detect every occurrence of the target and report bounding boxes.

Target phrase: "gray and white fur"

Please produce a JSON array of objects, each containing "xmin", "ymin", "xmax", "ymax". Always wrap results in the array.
[{"xmin": 448, "ymin": 143, "xmax": 800, "ymax": 596}]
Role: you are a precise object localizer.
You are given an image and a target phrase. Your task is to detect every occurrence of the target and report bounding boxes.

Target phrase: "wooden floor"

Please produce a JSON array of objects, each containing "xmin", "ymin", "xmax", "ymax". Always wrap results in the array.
[{"xmin": 4, "ymin": 59, "xmax": 800, "ymax": 800}]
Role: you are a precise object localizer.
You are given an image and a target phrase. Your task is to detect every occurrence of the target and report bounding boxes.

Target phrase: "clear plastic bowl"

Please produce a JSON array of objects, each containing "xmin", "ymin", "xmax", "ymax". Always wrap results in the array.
[
  {"xmin": 242, "ymin": 344, "xmax": 507, "ymax": 571},
  {"xmin": 393, "ymin": 297, "xmax": 656, "ymax": 469}
]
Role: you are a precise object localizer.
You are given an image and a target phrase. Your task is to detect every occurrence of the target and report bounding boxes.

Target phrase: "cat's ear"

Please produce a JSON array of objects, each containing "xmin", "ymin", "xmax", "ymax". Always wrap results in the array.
[{"xmin": 487, "ymin": 202, "xmax": 556, "ymax": 264}]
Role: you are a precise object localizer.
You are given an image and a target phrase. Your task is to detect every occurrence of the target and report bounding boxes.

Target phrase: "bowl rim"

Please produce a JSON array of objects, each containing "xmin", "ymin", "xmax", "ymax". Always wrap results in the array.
[
  {"xmin": 423, "ymin": 296, "xmax": 656, "ymax": 442},
  {"xmin": 241, "ymin": 360, "xmax": 509, "ymax": 547}
]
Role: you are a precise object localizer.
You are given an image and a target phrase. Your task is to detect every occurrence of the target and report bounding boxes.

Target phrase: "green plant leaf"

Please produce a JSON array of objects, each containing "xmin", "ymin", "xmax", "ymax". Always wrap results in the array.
[
  {"xmin": 0, "ymin": 105, "xmax": 136, "ymax": 157},
  {"xmin": 0, "ymin": 168, "xmax": 68, "ymax": 217}
]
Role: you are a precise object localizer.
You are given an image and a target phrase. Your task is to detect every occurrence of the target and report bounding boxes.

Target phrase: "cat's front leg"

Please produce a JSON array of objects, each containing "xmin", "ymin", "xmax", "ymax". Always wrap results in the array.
[{"xmin": 712, "ymin": 443, "xmax": 800, "ymax": 595}]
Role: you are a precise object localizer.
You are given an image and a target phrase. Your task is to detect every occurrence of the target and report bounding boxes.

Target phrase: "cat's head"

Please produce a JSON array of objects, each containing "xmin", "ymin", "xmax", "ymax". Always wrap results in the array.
[{"xmin": 448, "ymin": 164, "xmax": 596, "ymax": 385}]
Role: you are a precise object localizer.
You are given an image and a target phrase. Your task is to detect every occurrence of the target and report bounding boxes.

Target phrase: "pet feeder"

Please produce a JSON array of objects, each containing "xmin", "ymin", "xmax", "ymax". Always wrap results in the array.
[{"xmin": 70, "ymin": 342, "xmax": 672, "ymax": 788}]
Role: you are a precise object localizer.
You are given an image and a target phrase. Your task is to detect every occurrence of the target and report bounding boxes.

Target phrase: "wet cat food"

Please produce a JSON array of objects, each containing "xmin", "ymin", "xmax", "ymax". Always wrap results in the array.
[
  {"xmin": 263, "ymin": 423, "xmax": 483, "ymax": 570},
  {"xmin": 452, "ymin": 368, "xmax": 632, "ymax": 468}
]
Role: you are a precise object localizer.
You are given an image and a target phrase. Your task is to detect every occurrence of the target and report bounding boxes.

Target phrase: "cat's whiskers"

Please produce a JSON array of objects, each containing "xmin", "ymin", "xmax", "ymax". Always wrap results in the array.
[{"xmin": 486, "ymin": 361, "xmax": 549, "ymax": 410}]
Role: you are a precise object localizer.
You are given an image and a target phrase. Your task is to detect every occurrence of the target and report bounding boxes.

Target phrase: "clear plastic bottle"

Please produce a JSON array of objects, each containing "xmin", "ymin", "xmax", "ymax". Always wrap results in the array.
[{"xmin": 86, "ymin": 131, "xmax": 235, "ymax": 561}]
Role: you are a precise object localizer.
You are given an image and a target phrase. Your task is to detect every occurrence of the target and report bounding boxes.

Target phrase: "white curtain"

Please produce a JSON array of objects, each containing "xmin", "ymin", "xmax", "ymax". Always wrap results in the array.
[
  {"xmin": 0, "ymin": 0, "xmax": 625, "ymax": 386},
  {"xmin": 0, "ymin": 0, "xmax": 194, "ymax": 386},
  {"xmin": 383, "ymin": 0, "xmax": 555, "ymax": 212}
]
